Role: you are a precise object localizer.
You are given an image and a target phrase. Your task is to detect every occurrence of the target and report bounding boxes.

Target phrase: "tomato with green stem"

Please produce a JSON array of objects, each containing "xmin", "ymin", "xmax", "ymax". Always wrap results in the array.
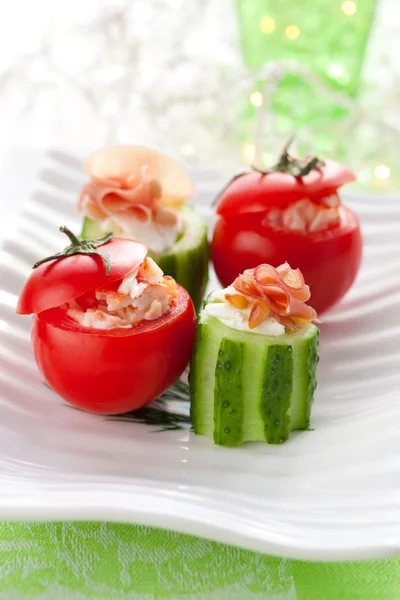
[
  {"xmin": 211, "ymin": 141, "xmax": 362, "ymax": 314},
  {"xmin": 17, "ymin": 227, "xmax": 196, "ymax": 414}
]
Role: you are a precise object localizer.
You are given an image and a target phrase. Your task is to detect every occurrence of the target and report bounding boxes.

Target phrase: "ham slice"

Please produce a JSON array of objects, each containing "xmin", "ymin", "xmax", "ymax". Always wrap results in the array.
[
  {"xmin": 230, "ymin": 263, "xmax": 317, "ymax": 331},
  {"xmin": 78, "ymin": 145, "xmax": 195, "ymax": 230},
  {"xmin": 78, "ymin": 166, "xmax": 165, "ymax": 226},
  {"xmin": 85, "ymin": 145, "xmax": 195, "ymax": 206}
]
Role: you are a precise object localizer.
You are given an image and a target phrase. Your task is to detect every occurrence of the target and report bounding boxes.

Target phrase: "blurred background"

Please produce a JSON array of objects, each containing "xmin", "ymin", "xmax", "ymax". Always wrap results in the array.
[{"xmin": 0, "ymin": 0, "xmax": 397, "ymax": 190}]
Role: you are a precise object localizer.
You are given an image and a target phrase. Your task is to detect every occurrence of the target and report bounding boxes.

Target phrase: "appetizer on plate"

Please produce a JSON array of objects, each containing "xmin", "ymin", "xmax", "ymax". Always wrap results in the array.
[
  {"xmin": 211, "ymin": 140, "xmax": 362, "ymax": 314},
  {"xmin": 190, "ymin": 263, "xmax": 319, "ymax": 446},
  {"xmin": 78, "ymin": 145, "xmax": 209, "ymax": 311},
  {"xmin": 17, "ymin": 227, "xmax": 196, "ymax": 414}
]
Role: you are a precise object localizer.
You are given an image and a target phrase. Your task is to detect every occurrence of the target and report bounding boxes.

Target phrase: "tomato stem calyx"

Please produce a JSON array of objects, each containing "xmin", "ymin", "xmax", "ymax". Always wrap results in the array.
[
  {"xmin": 212, "ymin": 138, "xmax": 325, "ymax": 206},
  {"xmin": 33, "ymin": 226, "xmax": 113, "ymax": 275},
  {"xmin": 251, "ymin": 137, "xmax": 325, "ymax": 178}
]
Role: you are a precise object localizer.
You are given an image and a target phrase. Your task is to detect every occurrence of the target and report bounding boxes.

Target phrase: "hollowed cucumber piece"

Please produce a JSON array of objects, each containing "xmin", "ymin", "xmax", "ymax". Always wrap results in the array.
[
  {"xmin": 81, "ymin": 205, "xmax": 208, "ymax": 311},
  {"xmin": 189, "ymin": 312, "xmax": 319, "ymax": 446}
]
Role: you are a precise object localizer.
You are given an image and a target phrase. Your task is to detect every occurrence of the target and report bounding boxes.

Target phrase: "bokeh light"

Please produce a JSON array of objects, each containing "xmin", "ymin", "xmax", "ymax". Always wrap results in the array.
[
  {"xmin": 259, "ymin": 17, "xmax": 276, "ymax": 34},
  {"xmin": 374, "ymin": 165, "xmax": 390, "ymax": 180},
  {"xmin": 341, "ymin": 1, "xmax": 357, "ymax": 16},
  {"xmin": 285, "ymin": 25, "xmax": 300, "ymax": 40},
  {"xmin": 250, "ymin": 91, "xmax": 263, "ymax": 107},
  {"xmin": 242, "ymin": 143, "xmax": 256, "ymax": 163}
]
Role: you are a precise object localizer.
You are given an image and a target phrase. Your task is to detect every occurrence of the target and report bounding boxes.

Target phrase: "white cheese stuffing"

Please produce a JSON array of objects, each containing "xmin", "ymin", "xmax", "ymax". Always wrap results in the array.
[
  {"xmin": 204, "ymin": 288, "xmax": 285, "ymax": 337},
  {"xmin": 99, "ymin": 212, "xmax": 183, "ymax": 255}
]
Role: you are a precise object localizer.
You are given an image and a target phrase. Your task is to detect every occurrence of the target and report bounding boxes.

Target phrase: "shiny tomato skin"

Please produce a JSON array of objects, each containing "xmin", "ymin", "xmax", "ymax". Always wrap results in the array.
[
  {"xmin": 211, "ymin": 206, "xmax": 362, "ymax": 315},
  {"xmin": 32, "ymin": 286, "xmax": 196, "ymax": 414},
  {"xmin": 216, "ymin": 160, "xmax": 356, "ymax": 218},
  {"xmin": 17, "ymin": 239, "xmax": 147, "ymax": 315}
]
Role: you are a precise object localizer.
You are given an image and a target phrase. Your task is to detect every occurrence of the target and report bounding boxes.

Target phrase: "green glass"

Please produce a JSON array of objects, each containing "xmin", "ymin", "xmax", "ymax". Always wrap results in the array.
[{"xmin": 236, "ymin": 0, "xmax": 376, "ymax": 155}]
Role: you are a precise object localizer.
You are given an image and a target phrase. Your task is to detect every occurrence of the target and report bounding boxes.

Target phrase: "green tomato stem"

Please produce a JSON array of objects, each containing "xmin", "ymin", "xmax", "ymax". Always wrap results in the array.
[{"xmin": 32, "ymin": 226, "xmax": 113, "ymax": 275}]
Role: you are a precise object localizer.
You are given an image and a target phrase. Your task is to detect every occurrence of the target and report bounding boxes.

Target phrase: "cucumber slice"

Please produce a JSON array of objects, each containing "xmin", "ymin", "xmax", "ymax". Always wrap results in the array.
[
  {"xmin": 156, "ymin": 207, "xmax": 208, "ymax": 312},
  {"xmin": 81, "ymin": 218, "xmax": 103, "ymax": 239},
  {"xmin": 214, "ymin": 338, "xmax": 245, "ymax": 446},
  {"xmin": 81, "ymin": 205, "xmax": 208, "ymax": 311},
  {"xmin": 189, "ymin": 312, "xmax": 319, "ymax": 446},
  {"xmin": 260, "ymin": 344, "xmax": 293, "ymax": 444}
]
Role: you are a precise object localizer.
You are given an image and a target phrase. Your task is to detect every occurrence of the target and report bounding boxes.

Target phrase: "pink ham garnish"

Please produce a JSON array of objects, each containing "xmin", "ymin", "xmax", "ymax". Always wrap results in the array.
[
  {"xmin": 66, "ymin": 257, "xmax": 178, "ymax": 330},
  {"xmin": 78, "ymin": 167, "xmax": 168, "ymax": 225},
  {"xmin": 228, "ymin": 263, "xmax": 317, "ymax": 331},
  {"xmin": 77, "ymin": 145, "xmax": 195, "ymax": 229}
]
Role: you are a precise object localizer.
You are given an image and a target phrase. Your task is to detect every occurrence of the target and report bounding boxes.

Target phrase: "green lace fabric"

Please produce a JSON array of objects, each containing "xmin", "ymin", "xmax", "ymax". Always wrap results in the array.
[{"xmin": 0, "ymin": 522, "xmax": 398, "ymax": 599}]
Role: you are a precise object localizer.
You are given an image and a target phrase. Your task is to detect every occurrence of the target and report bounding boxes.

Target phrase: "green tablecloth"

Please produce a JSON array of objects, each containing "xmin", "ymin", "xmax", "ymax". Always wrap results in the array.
[{"xmin": 0, "ymin": 522, "xmax": 398, "ymax": 599}]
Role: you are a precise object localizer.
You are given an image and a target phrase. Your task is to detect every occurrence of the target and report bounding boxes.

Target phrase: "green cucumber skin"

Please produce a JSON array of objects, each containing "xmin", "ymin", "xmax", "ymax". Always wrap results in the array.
[
  {"xmin": 189, "ymin": 324, "xmax": 205, "ymax": 436},
  {"xmin": 305, "ymin": 331, "xmax": 319, "ymax": 427},
  {"xmin": 81, "ymin": 218, "xmax": 101, "ymax": 240},
  {"xmin": 189, "ymin": 315, "xmax": 319, "ymax": 446},
  {"xmin": 260, "ymin": 345, "xmax": 293, "ymax": 444},
  {"xmin": 81, "ymin": 207, "xmax": 209, "ymax": 312},
  {"xmin": 157, "ymin": 227, "xmax": 209, "ymax": 313},
  {"xmin": 189, "ymin": 317, "xmax": 217, "ymax": 437},
  {"xmin": 213, "ymin": 338, "xmax": 244, "ymax": 446}
]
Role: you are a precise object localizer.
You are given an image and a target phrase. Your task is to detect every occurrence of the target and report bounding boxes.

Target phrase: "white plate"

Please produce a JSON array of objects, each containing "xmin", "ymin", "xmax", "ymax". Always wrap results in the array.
[{"xmin": 0, "ymin": 150, "xmax": 399, "ymax": 562}]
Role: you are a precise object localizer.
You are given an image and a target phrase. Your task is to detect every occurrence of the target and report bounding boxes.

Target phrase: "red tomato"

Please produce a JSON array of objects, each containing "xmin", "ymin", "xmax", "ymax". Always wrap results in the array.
[
  {"xmin": 17, "ymin": 234, "xmax": 196, "ymax": 414},
  {"xmin": 212, "ymin": 147, "xmax": 362, "ymax": 314},
  {"xmin": 32, "ymin": 285, "xmax": 195, "ymax": 414},
  {"xmin": 216, "ymin": 160, "xmax": 356, "ymax": 217},
  {"xmin": 17, "ymin": 238, "xmax": 147, "ymax": 315},
  {"xmin": 212, "ymin": 206, "xmax": 362, "ymax": 315}
]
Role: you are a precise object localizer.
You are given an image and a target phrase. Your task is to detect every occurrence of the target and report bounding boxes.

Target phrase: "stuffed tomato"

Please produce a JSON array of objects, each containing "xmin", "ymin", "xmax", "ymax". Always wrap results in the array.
[
  {"xmin": 190, "ymin": 262, "xmax": 319, "ymax": 446},
  {"xmin": 78, "ymin": 145, "xmax": 208, "ymax": 311},
  {"xmin": 17, "ymin": 227, "xmax": 196, "ymax": 414},
  {"xmin": 211, "ymin": 141, "xmax": 362, "ymax": 314}
]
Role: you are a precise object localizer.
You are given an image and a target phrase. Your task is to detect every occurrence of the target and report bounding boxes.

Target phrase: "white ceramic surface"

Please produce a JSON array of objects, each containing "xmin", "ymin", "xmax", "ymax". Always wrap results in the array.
[{"xmin": 0, "ymin": 150, "xmax": 399, "ymax": 561}]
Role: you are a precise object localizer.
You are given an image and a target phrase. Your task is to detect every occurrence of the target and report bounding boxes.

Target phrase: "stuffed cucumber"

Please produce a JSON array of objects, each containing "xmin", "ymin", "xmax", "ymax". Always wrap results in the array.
[
  {"xmin": 189, "ymin": 262, "xmax": 319, "ymax": 446},
  {"xmin": 81, "ymin": 206, "xmax": 208, "ymax": 311},
  {"xmin": 78, "ymin": 145, "xmax": 208, "ymax": 311}
]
